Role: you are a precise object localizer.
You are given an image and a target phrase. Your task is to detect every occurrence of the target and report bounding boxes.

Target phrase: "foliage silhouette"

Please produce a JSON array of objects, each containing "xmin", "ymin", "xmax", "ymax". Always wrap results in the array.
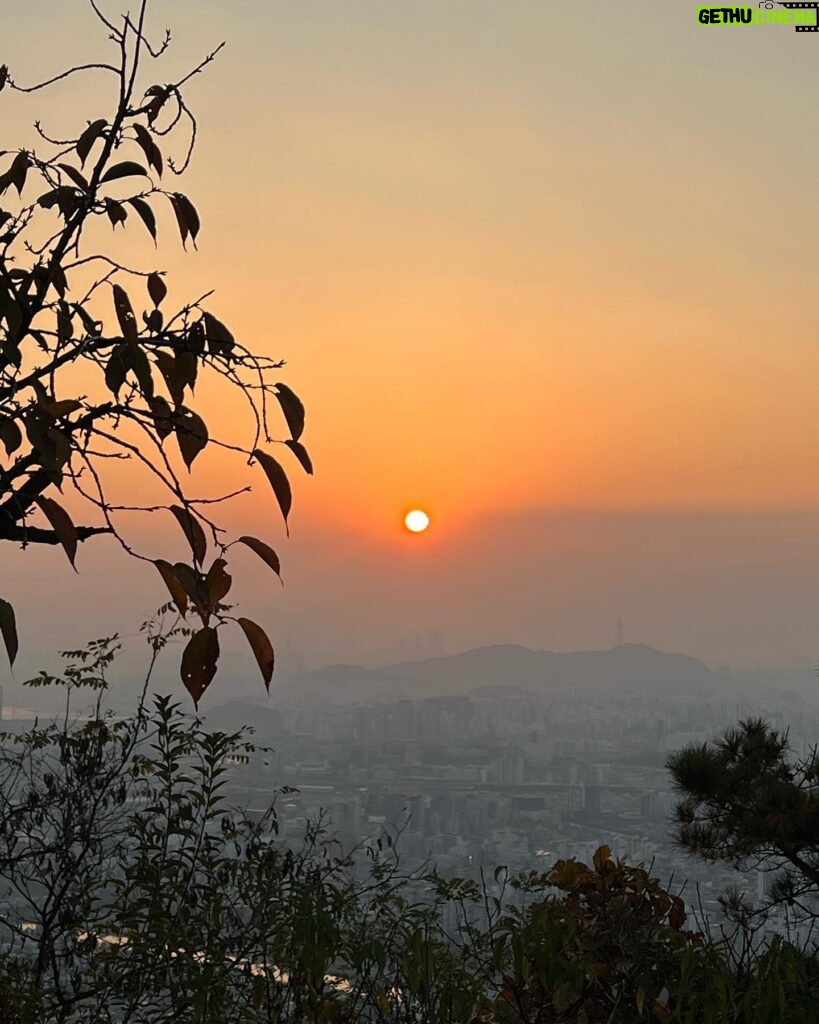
[{"xmin": 0, "ymin": 0, "xmax": 310, "ymax": 703}]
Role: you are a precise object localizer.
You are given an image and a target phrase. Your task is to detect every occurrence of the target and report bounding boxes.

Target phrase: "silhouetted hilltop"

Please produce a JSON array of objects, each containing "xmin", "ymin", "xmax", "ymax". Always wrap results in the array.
[{"xmin": 284, "ymin": 642, "xmax": 725, "ymax": 705}]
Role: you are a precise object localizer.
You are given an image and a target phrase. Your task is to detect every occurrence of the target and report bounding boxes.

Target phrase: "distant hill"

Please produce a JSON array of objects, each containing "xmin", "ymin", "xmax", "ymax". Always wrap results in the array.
[{"xmin": 282, "ymin": 642, "xmax": 727, "ymax": 705}]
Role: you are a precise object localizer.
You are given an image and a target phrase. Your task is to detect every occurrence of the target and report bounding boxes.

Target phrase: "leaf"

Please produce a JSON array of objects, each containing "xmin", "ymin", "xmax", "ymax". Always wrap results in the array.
[
  {"xmin": 132, "ymin": 123, "xmax": 163, "ymax": 176},
  {"xmin": 205, "ymin": 558, "xmax": 232, "ymax": 606},
  {"xmin": 36, "ymin": 495, "xmax": 78, "ymax": 570},
  {"xmin": 147, "ymin": 272, "xmax": 167, "ymax": 307},
  {"xmin": 0, "ymin": 597, "xmax": 17, "ymax": 668},
  {"xmin": 180, "ymin": 627, "xmax": 219, "ymax": 706},
  {"xmin": 237, "ymin": 617, "xmax": 274, "ymax": 689},
  {"xmin": 0, "ymin": 66, "xmax": 8, "ymax": 93},
  {"xmin": 169, "ymin": 505, "xmax": 207, "ymax": 565},
  {"xmin": 236, "ymin": 535, "xmax": 282, "ymax": 581},
  {"xmin": 2, "ymin": 151, "xmax": 30, "ymax": 196},
  {"xmin": 202, "ymin": 312, "xmax": 234, "ymax": 357},
  {"xmin": 154, "ymin": 559, "xmax": 188, "ymax": 616},
  {"xmin": 593, "ymin": 845, "xmax": 611, "ymax": 874},
  {"xmin": 636, "ymin": 986, "xmax": 646, "ymax": 1016},
  {"xmin": 112, "ymin": 284, "xmax": 138, "ymax": 345},
  {"xmin": 57, "ymin": 163, "xmax": 89, "ymax": 190},
  {"xmin": 127, "ymin": 197, "xmax": 156, "ymax": 242},
  {"xmin": 275, "ymin": 383, "xmax": 305, "ymax": 441},
  {"xmin": 175, "ymin": 408, "xmax": 208, "ymax": 470},
  {"xmin": 172, "ymin": 562, "xmax": 208, "ymax": 618},
  {"xmin": 169, "ymin": 192, "xmax": 200, "ymax": 249},
  {"xmin": 105, "ymin": 343, "xmax": 130, "ymax": 396},
  {"xmin": 144, "ymin": 85, "xmax": 170, "ymax": 126},
  {"xmin": 149, "ymin": 395, "xmax": 174, "ymax": 440},
  {"xmin": 252, "ymin": 449, "xmax": 292, "ymax": 529},
  {"xmin": 130, "ymin": 346, "xmax": 154, "ymax": 401},
  {"xmin": 284, "ymin": 439, "xmax": 313, "ymax": 475},
  {"xmin": 104, "ymin": 198, "xmax": 127, "ymax": 228},
  {"xmin": 76, "ymin": 119, "xmax": 107, "ymax": 165},
  {"xmin": 100, "ymin": 160, "xmax": 149, "ymax": 184},
  {"xmin": 0, "ymin": 417, "xmax": 22, "ymax": 456}
]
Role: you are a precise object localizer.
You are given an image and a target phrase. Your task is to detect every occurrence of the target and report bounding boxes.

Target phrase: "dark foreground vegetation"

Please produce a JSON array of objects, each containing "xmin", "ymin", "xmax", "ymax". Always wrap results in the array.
[{"xmin": 1, "ymin": 632, "xmax": 819, "ymax": 1024}]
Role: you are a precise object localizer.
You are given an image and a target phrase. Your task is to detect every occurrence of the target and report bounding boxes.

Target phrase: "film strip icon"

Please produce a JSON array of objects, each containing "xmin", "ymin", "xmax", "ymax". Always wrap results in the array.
[{"xmin": 777, "ymin": 2, "xmax": 819, "ymax": 32}]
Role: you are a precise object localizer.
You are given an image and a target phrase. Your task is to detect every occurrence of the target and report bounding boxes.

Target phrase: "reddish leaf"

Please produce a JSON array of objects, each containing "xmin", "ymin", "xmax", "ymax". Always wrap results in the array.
[
  {"xmin": 252, "ymin": 449, "xmax": 292, "ymax": 530},
  {"xmin": 236, "ymin": 535, "xmax": 282, "ymax": 582},
  {"xmin": 237, "ymin": 617, "xmax": 274, "ymax": 689},
  {"xmin": 147, "ymin": 272, "xmax": 167, "ymax": 307},
  {"xmin": 205, "ymin": 558, "xmax": 232, "ymax": 606},
  {"xmin": 127, "ymin": 197, "xmax": 156, "ymax": 242},
  {"xmin": 112, "ymin": 284, "xmax": 138, "ymax": 345},
  {"xmin": 180, "ymin": 626, "xmax": 219, "ymax": 706},
  {"xmin": 154, "ymin": 559, "xmax": 188, "ymax": 616},
  {"xmin": 0, "ymin": 598, "xmax": 17, "ymax": 668},
  {"xmin": 76, "ymin": 119, "xmax": 107, "ymax": 165},
  {"xmin": 169, "ymin": 505, "xmax": 207, "ymax": 565},
  {"xmin": 36, "ymin": 495, "xmax": 78, "ymax": 570},
  {"xmin": 284, "ymin": 439, "xmax": 313, "ymax": 475},
  {"xmin": 275, "ymin": 383, "xmax": 305, "ymax": 441},
  {"xmin": 173, "ymin": 562, "xmax": 209, "ymax": 620},
  {"xmin": 100, "ymin": 160, "xmax": 149, "ymax": 184}
]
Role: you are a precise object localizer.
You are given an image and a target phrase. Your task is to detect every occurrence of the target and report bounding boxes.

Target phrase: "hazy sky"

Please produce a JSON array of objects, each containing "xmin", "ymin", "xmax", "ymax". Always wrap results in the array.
[{"xmin": 3, "ymin": 2, "xmax": 819, "ymax": 701}]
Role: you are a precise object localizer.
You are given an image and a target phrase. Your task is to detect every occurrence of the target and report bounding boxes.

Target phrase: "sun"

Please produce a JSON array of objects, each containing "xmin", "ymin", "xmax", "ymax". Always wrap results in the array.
[{"xmin": 404, "ymin": 509, "xmax": 430, "ymax": 534}]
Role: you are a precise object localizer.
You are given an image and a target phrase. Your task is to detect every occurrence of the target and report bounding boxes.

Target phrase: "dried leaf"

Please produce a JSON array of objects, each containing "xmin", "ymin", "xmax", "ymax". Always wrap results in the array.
[
  {"xmin": 180, "ymin": 626, "xmax": 219, "ymax": 706},
  {"xmin": 76, "ymin": 119, "xmax": 107, "ymax": 165},
  {"xmin": 127, "ymin": 197, "xmax": 156, "ymax": 242},
  {"xmin": 36, "ymin": 495, "xmax": 78, "ymax": 570},
  {"xmin": 236, "ymin": 535, "xmax": 282, "ymax": 581},
  {"xmin": 100, "ymin": 160, "xmax": 149, "ymax": 184},
  {"xmin": 237, "ymin": 617, "xmax": 274, "ymax": 689},
  {"xmin": 275, "ymin": 383, "xmax": 305, "ymax": 441},
  {"xmin": 154, "ymin": 559, "xmax": 188, "ymax": 616},
  {"xmin": 0, "ymin": 597, "xmax": 17, "ymax": 668},
  {"xmin": 252, "ymin": 449, "xmax": 292, "ymax": 530},
  {"xmin": 147, "ymin": 272, "xmax": 167, "ymax": 307},
  {"xmin": 112, "ymin": 284, "xmax": 138, "ymax": 345},
  {"xmin": 284, "ymin": 439, "xmax": 313, "ymax": 475},
  {"xmin": 205, "ymin": 558, "xmax": 232, "ymax": 606},
  {"xmin": 169, "ymin": 505, "xmax": 207, "ymax": 565}
]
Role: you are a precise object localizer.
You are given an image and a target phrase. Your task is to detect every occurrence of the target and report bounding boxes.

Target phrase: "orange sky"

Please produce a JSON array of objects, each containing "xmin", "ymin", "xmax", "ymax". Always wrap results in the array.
[{"xmin": 3, "ymin": 2, "xmax": 819, "ymax": 690}]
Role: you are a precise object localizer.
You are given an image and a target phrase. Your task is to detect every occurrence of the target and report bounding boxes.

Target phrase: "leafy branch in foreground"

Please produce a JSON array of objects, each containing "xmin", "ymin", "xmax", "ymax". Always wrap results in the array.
[{"xmin": 0, "ymin": 0, "xmax": 311, "ymax": 703}]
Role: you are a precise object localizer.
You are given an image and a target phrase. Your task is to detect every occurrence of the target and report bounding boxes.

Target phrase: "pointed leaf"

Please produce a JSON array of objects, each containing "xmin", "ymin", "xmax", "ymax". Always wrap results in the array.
[
  {"xmin": 127, "ymin": 197, "xmax": 156, "ymax": 242},
  {"xmin": 112, "ymin": 284, "xmax": 138, "ymax": 345},
  {"xmin": 104, "ymin": 197, "xmax": 127, "ymax": 228},
  {"xmin": 175, "ymin": 408, "xmax": 208, "ymax": 470},
  {"xmin": 154, "ymin": 559, "xmax": 188, "ymax": 616},
  {"xmin": 132, "ymin": 124, "xmax": 163, "ymax": 176},
  {"xmin": 76, "ymin": 119, "xmax": 107, "ymax": 165},
  {"xmin": 284, "ymin": 439, "xmax": 313, "ymax": 475},
  {"xmin": 57, "ymin": 163, "xmax": 89, "ymax": 190},
  {"xmin": 169, "ymin": 505, "xmax": 207, "ymax": 565},
  {"xmin": 180, "ymin": 627, "xmax": 219, "ymax": 706},
  {"xmin": 205, "ymin": 558, "xmax": 232, "ymax": 606},
  {"xmin": 149, "ymin": 395, "xmax": 174, "ymax": 440},
  {"xmin": 147, "ymin": 272, "xmax": 167, "ymax": 307},
  {"xmin": 236, "ymin": 535, "xmax": 282, "ymax": 582},
  {"xmin": 0, "ymin": 417, "xmax": 22, "ymax": 456},
  {"xmin": 0, "ymin": 598, "xmax": 18, "ymax": 668},
  {"xmin": 202, "ymin": 312, "xmax": 234, "ymax": 356},
  {"xmin": 275, "ymin": 383, "xmax": 305, "ymax": 440},
  {"xmin": 252, "ymin": 449, "xmax": 292, "ymax": 529},
  {"xmin": 173, "ymin": 562, "xmax": 209, "ymax": 620},
  {"xmin": 237, "ymin": 617, "xmax": 274, "ymax": 689},
  {"xmin": 36, "ymin": 495, "xmax": 78, "ymax": 569},
  {"xmin": 169, "ymin": 192, "xmax": 200, "ymax": 249},
  {"xmin": 100, "ymin": 160, "xmax": 149, "ymax": 184}
]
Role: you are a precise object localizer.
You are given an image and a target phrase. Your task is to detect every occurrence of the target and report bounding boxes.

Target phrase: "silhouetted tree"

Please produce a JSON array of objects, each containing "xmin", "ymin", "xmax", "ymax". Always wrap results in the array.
[
  {"xmin": 0, "ymin": 1, "xmax": 311, "ymax": 703},
  {"xmin": 668, "ymin": 717, "xmax": 819, "ymax": 921}
]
